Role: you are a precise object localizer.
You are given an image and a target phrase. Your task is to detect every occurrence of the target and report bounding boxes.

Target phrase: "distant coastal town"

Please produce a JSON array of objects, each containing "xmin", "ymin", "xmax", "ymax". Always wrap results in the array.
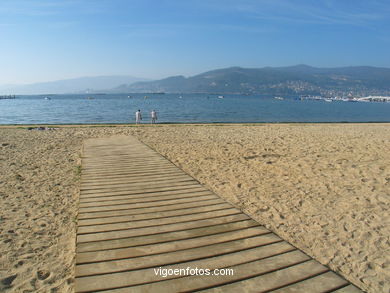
[{"xmin": 296, "ymin": 95, "xmax": 390, "ymax": 103}]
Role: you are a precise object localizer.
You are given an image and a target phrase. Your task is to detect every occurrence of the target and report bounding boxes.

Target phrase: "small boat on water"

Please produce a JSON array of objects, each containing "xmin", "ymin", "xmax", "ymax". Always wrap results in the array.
[
  {"xmin": 324, "ymin": 99, "xmax": 332, "ymax": 102},
  {"xmin": 44, "ymin": 97, "xmax": 51, "ymax": 100},
  {"xmin": 86, "ymin": 97, "xmax": 94, "ymax": 100},
  {"xmin": 144, "ymin": 96, "xmax": 149, "ymax": 99},
  {"xmin": 218, "ymin": 95, "xmax": 224, "ymax": 99},
  {"xmin": 274, "ymin": 96, "xmax": 284, "ymax": 100},
  {"xmin": 178, "ymin": 96, "xmax": 183, "ymax": 99}
]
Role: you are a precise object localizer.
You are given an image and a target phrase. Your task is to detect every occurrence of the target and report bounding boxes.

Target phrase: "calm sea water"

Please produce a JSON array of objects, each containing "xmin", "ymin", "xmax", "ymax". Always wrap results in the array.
[{"xmin": 1, "ymin": 93, "xmax": 390, "ymax": 124}]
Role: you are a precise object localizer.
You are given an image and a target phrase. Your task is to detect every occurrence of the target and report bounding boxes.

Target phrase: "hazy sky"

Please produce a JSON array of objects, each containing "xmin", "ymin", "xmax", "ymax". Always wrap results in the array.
[{"xmin": 1, "ymin": 0, "xmax": 389, "ymax": 84}]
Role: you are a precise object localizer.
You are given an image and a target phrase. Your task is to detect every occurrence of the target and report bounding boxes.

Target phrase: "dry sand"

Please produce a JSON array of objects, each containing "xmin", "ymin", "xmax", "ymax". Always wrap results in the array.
[{"xmin": 0, "ymin": 124, "xmax": 389, "ymax": 292}]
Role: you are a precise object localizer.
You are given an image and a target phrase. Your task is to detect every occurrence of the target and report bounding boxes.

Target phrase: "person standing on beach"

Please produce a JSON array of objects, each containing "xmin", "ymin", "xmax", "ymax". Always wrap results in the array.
[
  {"xmin": 135, "ymin": 110, "xmax": 142, "ymax": 124},
  {"xmin": 151, "ymin": 110, "xmax": 157, "ymax": 124}
]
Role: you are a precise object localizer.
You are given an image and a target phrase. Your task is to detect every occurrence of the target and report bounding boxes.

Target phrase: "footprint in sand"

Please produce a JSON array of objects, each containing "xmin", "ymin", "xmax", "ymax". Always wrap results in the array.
[
  {"xmin": 1, "ymin": 274, "xmax": 17, "ymax": 288},
  {"xmin": 37, "ymin": 270, "xmax": 50, "ymax": 280}
]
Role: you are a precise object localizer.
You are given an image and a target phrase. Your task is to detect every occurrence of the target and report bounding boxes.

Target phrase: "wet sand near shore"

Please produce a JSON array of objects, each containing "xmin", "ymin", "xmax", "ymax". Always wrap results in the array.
[{"xmin": 0, "ymin": 124, "xmax": 389, "ymax": 292}]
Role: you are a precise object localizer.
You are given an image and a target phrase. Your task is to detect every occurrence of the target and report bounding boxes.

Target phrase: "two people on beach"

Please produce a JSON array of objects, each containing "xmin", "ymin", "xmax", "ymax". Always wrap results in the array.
[{"xmin": 135, "ymin": 110, "xmax": 157, "ymax": 124}]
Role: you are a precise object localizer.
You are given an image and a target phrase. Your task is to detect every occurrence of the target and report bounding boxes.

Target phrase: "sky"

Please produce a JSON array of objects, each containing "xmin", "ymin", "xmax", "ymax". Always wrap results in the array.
[{"xmin": 0, "ymin": 0, "xmax": 389, "ymax": 84}]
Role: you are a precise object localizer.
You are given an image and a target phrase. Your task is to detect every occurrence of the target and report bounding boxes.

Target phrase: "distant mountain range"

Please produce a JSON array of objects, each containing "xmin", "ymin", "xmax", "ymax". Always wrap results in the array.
[
  {"xmin": 0, "ymin": 75, "xmax": 148, "ymax": 95},
  {"xmin": 121, "ymin": 65, "xmax": 390, "ymax": 95},
  {"xmin": 2, "ymin": 65, "xmax": 390, "ymax": 95}
]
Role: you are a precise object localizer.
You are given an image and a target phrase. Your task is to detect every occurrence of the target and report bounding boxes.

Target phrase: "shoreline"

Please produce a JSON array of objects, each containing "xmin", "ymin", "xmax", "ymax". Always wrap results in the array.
[
  {"xmin": 1, "ymin": 121, "xmax": 390, "ymax": 128},
  {"xmin": 1, "ymin": 124, "xmax": 389, "ymax": 292}
]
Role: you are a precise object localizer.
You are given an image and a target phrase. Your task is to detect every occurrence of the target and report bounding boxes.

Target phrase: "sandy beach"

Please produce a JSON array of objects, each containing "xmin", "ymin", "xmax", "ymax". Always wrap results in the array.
[{"xmin": 0, "ymin": 124, "xmax": 389, "ymax": 292}]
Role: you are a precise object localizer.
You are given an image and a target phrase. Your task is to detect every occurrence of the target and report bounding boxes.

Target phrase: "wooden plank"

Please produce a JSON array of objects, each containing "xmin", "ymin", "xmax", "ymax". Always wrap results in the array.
[
  {"xmin": 81, "ymin": 168, "xmax": 182, "ymax": 178},
  {"xmin": 77, "ymin": 208, "xmax": 241, "ymax": 234},
  {"xmin": 76, "ymin": 233, "xmax": 282, "ymax": 277},
  {"xmin": 82, "ymin": 164, "xmax": 176, "ymax": 173},
  {"xmin": 77, "ymin": 198, "xmax": 226, "ymax": 220},
  {"xmin": 76, "ymin": 226, "xmax": 270, "ymax": 264},
  {"xmin": 78, "ymin": 203, "xmax": 233, "ymax": 226},
  {"xmin": 82, "ymin": 154, "xmax": 162, "ymax": 160},
  {"xmin": 82, "ymin": 161, "xmax": 174, "ymax": 167},
  {"xmin": 81, "ymin": 169, "xmax": 185, "ymax": 180},
  {"xmin": 198, "ymin": 260, "xmax": 329, "ymax": 292},
  {"xmin": 83, "ymin": 159, "xmax": 172, "ymax": 163},
  {"xmin": 75, "ymin": 136, "xmax": 362, "ymax": 293},
  {"xmin": 83, "ymin": 159, "xmax": 170, "ymax": 165},
  {"xmin": 75, "ymin": 248, "xmax": 303, "ymax": 292},
  {"xmin": 81, "ymin": 165, "xmax": 178, "ymax": 173},
  {"xmin": 79, "ymin": 185, "xmax": 208, "ymax": 201},
  {"xmin": 78, "ymin": 194, "xmax": 219, "ymax": 213},
  {"xmin": 77, "ymin": 220, "xmax": 260, "ymax": 252},
  {"xmin": 78, "ymin": 186, "xmax": 209, "ymax": 203},
  {"xmin": 77, "ymin": 214, "xmax": 250, "ymax": 243},
  {"xmin": 83, "ymin": 157, "xmax": 167, "ymax": 164},
  {"xmin": 81, "ymin": 172, "xmax": 191, "ymax": 185},
  {"xmin": 78, "ymin": 190, "xmax": 215, "ymax": 208},
  {"xmin": 79, "ymin": 182, "xmax": 203, "ymax": 197},
  {"xmin": 80, "ymin": 177, "xmax": 196, "ymax": 191}
]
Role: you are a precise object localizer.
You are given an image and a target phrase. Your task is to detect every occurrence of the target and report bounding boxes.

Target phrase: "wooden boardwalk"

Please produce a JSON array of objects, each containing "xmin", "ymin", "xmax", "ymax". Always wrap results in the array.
[{"xmin": 75, "ymin": 135, "xmax": 361, "ymax": 293}]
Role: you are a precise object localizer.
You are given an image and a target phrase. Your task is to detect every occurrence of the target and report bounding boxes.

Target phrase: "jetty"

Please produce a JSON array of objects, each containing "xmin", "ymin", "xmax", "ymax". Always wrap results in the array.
[
  {"xmin": 75, "ymin": 135, "xmax": 361, "ymax": 292},
  {"xmin": 0, "ymin": 95, "xmax": 17, "ymax": 99}
]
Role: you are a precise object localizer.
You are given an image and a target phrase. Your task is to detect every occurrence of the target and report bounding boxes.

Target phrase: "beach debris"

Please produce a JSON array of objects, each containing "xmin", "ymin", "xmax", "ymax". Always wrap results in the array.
[
  {"xmin": 15, "ymin": 174, "xmax": 24, "ymax": 181},
  {"xmin": 37, "ymin": 270, "xmax": 50, "ymax": 280},
  {"xmin": 262, "ymin": 153, "xmax": 281, "ymax": 158},
  {"xmin": 1, "ymin": 143, "xmax": 9, "ymax": 147},
  {"xmin": 243, "ymin": 155, "xmax": 260, "ymax": 160},
  {"xmin": 1, "ymin": 274, "xmax": 17, "ymax": 287},
  {"xmin": 258, "ymin": 205, "xmax": 270, "ymax": 212}
]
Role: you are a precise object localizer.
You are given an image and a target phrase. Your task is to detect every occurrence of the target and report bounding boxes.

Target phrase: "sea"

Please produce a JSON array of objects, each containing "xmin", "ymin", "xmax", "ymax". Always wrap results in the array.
[{"xmin": 1, "ymin": 93, "xmax": 390, "ymax": 124}]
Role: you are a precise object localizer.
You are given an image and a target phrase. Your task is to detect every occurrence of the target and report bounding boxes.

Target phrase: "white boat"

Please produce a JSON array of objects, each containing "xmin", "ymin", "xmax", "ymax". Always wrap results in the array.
[
  {"xmin": 44, "ymin": 97, "xmax": 51, "ymax": 100},
  {"xmin": 178, "ymin": 96, "xmax": 183, "ymax": 99},
  {"xmin": 360, "ymin": 96, "xmax": 390, "ymax": 103},
  {"xmin": 218, "ymin": 95, "xmax": 224, "ymax": 99},
  {"xmin": 324, "ymin": 99, "xmax": 332, "ymax": 102},
  {"xmin": 274, "ymin": 96, "xmax": 284, "ymax": 100}
]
